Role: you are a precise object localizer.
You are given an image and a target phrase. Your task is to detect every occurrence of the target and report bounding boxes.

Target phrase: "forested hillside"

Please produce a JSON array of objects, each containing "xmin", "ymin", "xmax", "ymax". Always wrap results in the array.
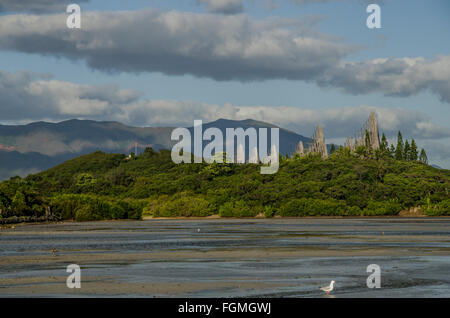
[{"xmin": 1, "ymin": 143, "xmax": 449, "ymax": 222}]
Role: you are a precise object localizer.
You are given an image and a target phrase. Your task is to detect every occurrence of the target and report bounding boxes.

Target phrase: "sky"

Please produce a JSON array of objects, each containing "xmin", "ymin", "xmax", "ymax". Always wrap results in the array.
[{"xmin": 0, "ymin": 0, "xmax": 449, "ymax": 167}]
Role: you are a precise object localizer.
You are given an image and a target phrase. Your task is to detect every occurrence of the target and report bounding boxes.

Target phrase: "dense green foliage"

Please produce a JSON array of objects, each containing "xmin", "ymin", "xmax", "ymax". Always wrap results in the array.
[
  {"xmin": 422, "ymin": 198, "xmax": 450, "ymax": 216},
  {"xmin": 0, "ymin": 141, "xmax": 448, "ymax": 221},
  {"xmin": 49, "ymin": 194, "xmax": 143, "ymax": 221}
]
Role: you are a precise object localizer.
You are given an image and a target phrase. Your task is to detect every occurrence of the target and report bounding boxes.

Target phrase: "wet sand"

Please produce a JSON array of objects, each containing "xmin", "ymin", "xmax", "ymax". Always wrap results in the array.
[{"xmin": 0, "ymin": 218, "xmax": 449, "ymax": 297}]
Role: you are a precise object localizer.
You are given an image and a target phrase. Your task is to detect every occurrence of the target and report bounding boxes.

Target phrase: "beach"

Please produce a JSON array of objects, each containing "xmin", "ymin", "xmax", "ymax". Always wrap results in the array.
[{"xmin": 0, "ymin": 218, "xmax": 449, "ymax": 297}]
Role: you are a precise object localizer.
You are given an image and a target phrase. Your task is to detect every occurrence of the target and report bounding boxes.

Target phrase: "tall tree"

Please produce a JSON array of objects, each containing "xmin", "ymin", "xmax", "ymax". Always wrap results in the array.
[
  {"xmin": 410, "ymin": 139, "xmax": 418, "ymax": 161},
  {"xmin": 395, "ymin": 131, "xmax": 404, "ymax": 160},
  {"xmin": 380, "ymin": 133, "xmax": 388, "ymax": 152},
  {"xmin": 365, "ymin": 130, "xmax": 371, "ymax": 148},
  {"xmin": 389, "ymin": 144, "xmax": 395, "ymax": 158},
  {"xmin": 404, "ymin": 140, "xmax": 411, "ymax": 161},
  {"xmin": 419, "ymin": 148, "xmax": 428, "ymax": 164},
  {"xmin": 330, "ymin": 144, "xmax": 336, "ymax": 154}
]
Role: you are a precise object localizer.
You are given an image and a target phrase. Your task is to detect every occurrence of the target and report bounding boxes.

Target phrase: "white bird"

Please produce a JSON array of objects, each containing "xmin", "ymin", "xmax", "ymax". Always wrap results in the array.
[{"xmin": 320, "ymin": 280, "xmax": 335, "ymax": 295}]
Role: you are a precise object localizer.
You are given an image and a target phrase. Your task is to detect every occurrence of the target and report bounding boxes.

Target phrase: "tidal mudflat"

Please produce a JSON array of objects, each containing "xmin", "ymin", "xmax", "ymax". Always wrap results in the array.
[{"xmin": 0, "ymin": 218, "xmax": 449, "ymax": 297}]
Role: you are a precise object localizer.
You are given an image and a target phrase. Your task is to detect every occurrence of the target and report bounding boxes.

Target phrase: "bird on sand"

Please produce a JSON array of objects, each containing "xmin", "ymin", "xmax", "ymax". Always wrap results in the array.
[
  {"xmin": 50, "ymin": 248, "xmax": 57, "ymax": 255},
  {"xmin": 320, "ymin": 280, "xmax": 335, "ymax": 295}
]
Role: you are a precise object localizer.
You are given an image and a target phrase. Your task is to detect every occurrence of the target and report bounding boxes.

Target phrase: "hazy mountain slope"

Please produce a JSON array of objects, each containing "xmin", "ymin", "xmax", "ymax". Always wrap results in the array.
[
  {"xmin": 0, "ymin": 119, "xmax": 172, "ymax": 156},
  {"xmin": 0, "ymin": 151, "xmax": 63, "ymax": 180}
]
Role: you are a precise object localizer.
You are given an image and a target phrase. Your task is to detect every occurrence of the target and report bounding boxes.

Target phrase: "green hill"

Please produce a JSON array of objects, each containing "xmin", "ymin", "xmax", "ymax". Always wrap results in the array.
[{"xmin": 1, "ymin": 147, "xmax": 449, "ymax": 222}]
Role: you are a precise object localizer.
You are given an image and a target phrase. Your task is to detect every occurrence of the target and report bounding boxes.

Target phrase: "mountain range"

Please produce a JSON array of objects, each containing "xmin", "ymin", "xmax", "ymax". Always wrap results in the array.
[{"xmin": 0, "ymin": 119, "xmax": 313, "ymax": 180}]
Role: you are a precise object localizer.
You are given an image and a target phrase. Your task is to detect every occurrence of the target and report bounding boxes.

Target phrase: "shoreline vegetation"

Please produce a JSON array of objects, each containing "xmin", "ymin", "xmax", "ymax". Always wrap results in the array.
[{"xmin": 0, "ymin": 139, "xmax": 449, "ymax": 224}]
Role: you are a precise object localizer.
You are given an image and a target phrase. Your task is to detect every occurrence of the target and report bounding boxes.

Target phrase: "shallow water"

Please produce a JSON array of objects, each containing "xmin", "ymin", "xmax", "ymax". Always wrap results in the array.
[{"xmin": 0, "ymin": 218, "xmax": 449, "ymax": 297}]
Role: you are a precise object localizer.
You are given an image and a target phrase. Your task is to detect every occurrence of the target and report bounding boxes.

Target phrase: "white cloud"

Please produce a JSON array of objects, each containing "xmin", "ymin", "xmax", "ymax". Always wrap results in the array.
[
  {"xmin": 2, "ymin": 69, "xmax": 448, "ymax": 140},
  {"xmin": 318, "ymin": 56, "xmax": 450, "ymax": 103},
  {"xmin": 1, "ymin": 68, "xmax": 448, "ymax": 166},
  {"xmin": 0, "ymin": 69, "xmax": 141, "ymax": 121},
  {"xmin": 288, "ymin": 0, "xmax": 384, "ymax": 5},
  {"xmin": 197, "ymin": 0, "xmax": 244, "ymax": 14}
]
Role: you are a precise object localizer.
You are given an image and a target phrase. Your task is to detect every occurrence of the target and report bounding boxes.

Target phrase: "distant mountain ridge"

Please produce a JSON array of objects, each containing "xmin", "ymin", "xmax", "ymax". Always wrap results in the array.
[
  {"xmin": 0, "ymin": 119, "xmax": 173, "ymax": 156},
  {"xmin": 0, "ymin": 119, "xmax": 312, "ymax": 180}
]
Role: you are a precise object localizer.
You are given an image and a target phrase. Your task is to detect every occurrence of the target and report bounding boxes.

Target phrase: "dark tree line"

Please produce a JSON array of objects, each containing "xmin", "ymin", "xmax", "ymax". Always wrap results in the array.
[{"xmin": 379, "ymin": 131, "xmax": 427, "ymax": 164}]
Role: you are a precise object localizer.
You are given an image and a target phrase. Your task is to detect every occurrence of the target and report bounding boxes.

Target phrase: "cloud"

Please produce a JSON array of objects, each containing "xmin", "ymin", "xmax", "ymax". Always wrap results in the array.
[
  {"xmin": 289, "ymin": 0, "xmax": 343, "ymax": 4},
  {"xmin": 422, "ymin": 139, "xmax": 450, "ymax": 162},
  {"xmin": 258, "ymin": 0, "xmax": 383, "ymax": 9},
  {"xmin": 288, "ymin": 0, "xmax": 385, "ymax": 5},
  {"xmin": 1, "ymin": 68, "xmax": 448, "ymax": 166},
  {"xmin": 2, "ymin": 69, "xmax": 448, "ymax": 141},
  {"xmin": 0, "ymin": 69, "xmax": 141, "ymax": 122},
  {"xmin": 197, "ymin": 0, "xmax": 244, "ymax": 14},
  {"xmin": 318, "ymin": 56, "xmax": 450, "ymax": 103},
  {"xmin": 0, "ymin": 10, "xmax": 352, "ymax": 81},
  {"xmin": 126, "ymin": 102, "xmax": 449, "ymax": 141},
  {"xmin": 0, "ymin": 9, "xmax": 448, "ymax": 102},
  {"xmin": 0, "ymin": 0, "xmax": 88, "ymax": 13}
]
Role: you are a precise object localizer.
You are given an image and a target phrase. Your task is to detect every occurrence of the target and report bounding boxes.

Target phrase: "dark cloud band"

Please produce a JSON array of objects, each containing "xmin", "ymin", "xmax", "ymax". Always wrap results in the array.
[
  {"xmin": 0, "ymin": 9, "xmax": 448, "ymax": 102},
  {"xmin": 0, "ymin": 10, "xmax": 351, "ymax": 80},
  {"xmin": 0, "ymin": 0, "xmax": 88, "ymax": 13},
  {"xmin": 0, "ymin": 9, "xmax": 448, "ymax": 103}
]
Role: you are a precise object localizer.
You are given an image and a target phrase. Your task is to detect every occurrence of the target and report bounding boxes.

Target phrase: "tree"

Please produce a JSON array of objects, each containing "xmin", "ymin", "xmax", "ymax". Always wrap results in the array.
[
  {"xmin": 389, "ymin": 144, "xmax": 395, "ymax": 158},
  {"xmin": 395, "ymin": 131, "xmax": 404, "ymax": 160},
  {"xmin": 12, "ymin": 191, "xmax": 27, "ymax": 215},
  {"xmin": 419, "ymin": 148, "xmax": 428, "ymax": 164},
  {"xmin": 410, "ymin": 139, "xmax": 418, "ymax": 161},
  {"xmin": 0, "ymin": 190, "xmax": 9, "ymax": 207},
  {"xmin": 365, "ymin": 130, "xmax": 371, "ymax": 148},
  {"xmin": 0, "ymin": 190, "xmax": 10, "ymax": 218},
  {"xmin": 404, "ymin": 140, "xmax": 410, "ymax": 161},
  {"xmin": 330, "ymin": 144, "xmax": 336, "ymax": 154},
  {"xmin": 143, "ymin": 147, "xmax": 157, "ymax": 157},
  {"xmin": 380, "ymin": 133, "xmax": 388, "ymax": 151}
]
